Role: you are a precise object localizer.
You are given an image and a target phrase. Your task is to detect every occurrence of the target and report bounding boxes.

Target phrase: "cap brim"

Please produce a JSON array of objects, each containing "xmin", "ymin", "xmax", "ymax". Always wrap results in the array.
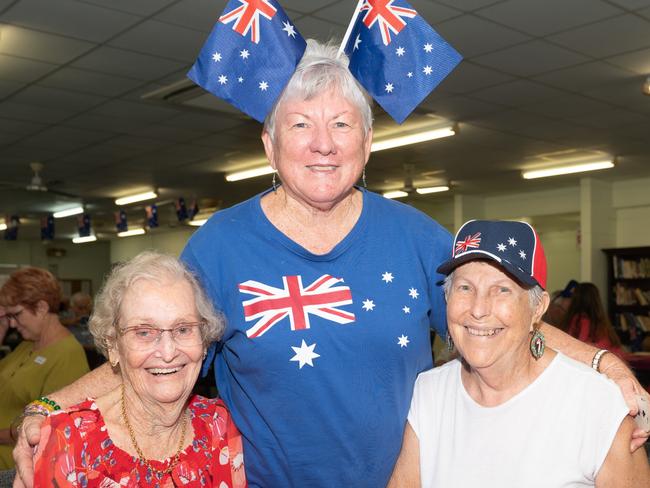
[{"xmin": 437, "ymin": 252, "xmax": 539, "ymax": 288}]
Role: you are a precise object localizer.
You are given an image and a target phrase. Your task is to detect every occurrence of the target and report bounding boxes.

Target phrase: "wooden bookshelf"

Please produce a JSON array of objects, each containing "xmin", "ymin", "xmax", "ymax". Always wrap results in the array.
[{"xmin": 603, "ymin": 247, "xmax": 650, "ymax": 351}]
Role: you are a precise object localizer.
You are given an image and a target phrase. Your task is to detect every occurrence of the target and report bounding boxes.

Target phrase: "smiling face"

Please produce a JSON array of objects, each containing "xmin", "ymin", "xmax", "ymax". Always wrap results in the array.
[
  {"xmin": 111, "ymin": 278, "xmax": 204, "ymax": 407},
  {"xmin": 446, "ymin": 261, "xmax": 547, "ymax": 372},
  {"xmin": 262, "ymin": 86, "xmax": 372, "ymax": 211}
]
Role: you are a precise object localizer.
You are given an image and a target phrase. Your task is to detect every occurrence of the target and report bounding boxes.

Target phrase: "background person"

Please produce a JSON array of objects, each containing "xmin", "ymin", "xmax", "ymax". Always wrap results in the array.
[
  {"xmin": 389, "ymin": 220, "xmax": 650, "ymax": 487},
  {"xmin": 62, "ymin": 291, "xmax": 94, "ymax": 347},
  {"xmin": 12, "ymin": 40, "xmax": 650, "ymax": 488},
  {"xmin": 33, "ymin": 251, "xmax": 246, "ymax": 487},
  {"xmin": 0, "ymin": 267, "xmax": 89, "ymax": 469},
  {"xmin": 562, "ymin": 282, "xmax": 627, "ymax": 359}
]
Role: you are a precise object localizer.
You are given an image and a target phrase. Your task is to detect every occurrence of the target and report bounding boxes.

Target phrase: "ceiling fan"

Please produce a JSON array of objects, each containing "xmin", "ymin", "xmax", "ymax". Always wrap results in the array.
[
  {"xmin": 382, "ymin": 164, "xmax": 450, "ymax": 198},
  {"xmin": 0, "ymin": 162, "xmax": 79, "ymax": 199}
]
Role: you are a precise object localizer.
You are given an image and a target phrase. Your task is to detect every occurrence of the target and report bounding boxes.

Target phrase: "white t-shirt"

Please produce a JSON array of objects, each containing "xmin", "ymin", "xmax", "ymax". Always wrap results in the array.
[{"xmin": 408, "ymin": 353, "xmax": 628, "ymax": 488}]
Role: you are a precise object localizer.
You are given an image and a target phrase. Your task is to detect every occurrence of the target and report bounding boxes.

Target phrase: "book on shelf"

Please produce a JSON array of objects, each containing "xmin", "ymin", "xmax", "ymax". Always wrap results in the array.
[
  {"xmin": 614, "ymin": 284, "xmax": 650, "ymax": 306},
  {"xmin": 613, "ymin": 257, "xmax": 650, "ymax": 278}
]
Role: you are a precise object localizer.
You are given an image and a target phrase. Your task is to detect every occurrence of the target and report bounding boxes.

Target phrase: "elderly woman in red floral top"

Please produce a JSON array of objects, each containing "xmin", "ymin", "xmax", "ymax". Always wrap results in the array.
[{"xmin": 34, "ymin": 252, "xmax": 246, "ymax": 488}]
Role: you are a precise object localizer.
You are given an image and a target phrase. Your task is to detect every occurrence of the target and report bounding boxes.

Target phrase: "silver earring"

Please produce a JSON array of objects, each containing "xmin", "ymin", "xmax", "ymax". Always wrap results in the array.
[
  {"xmin": 362, "ymin": 168, "xmax": 367, "ymax": 188},
  {"xmin": 446, "ymin": 333, "xmax": 454, "ymax": 352},
  {"xmin": 272, "ymin": 172, "xmax": 277, "ymax": 192}
]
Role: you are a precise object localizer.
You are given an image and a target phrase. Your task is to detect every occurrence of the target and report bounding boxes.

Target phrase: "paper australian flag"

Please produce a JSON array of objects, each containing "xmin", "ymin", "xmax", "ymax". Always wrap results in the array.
[
  {"xmin": 343, "ymin": 0, "xmax": 462, "ymax": 123},
  {"xmin": 188, "ymin": 0, "xmax": 306, "ymax": 123}
]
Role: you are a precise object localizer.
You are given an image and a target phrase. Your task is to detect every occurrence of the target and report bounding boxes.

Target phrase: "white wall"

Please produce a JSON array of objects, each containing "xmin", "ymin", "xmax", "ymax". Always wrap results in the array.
[{"xmin": 110, "ymin": 227, "xmax": 196, "ymax": 263}]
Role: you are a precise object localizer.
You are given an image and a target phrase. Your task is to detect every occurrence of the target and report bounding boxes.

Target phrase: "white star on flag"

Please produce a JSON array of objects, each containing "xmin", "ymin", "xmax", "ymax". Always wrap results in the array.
[
  {"xmin": 397, "ymin": 335, "xmax": 410, "ymax": 348},
  {"xmin": 282, "ymin": 20, "xmax": 296, "ymax": 37},
  {"xmin": 402, "ymin": 306, "xmax": 410, "ymax": 314},
  {"xmin": 353, "ymin": 33, "xmax": 362, "ymax": 51},
  {"xmin": 508, "ymin": 237, "xmax": 517, "ymax": 246},
  {"xmin": 362, "ymin": 299, "xmax": 375, "ymax": 311},
  {"xmin": 385, "ymin": 83, "xmax": 394, "ymax": 93},
  {"xmin": 396, "ymin": 46, "xmax": 405, "ymax": 56},
  {"xmin": 423, "ymin": 65, "xmax": 433, "ymax": 75},
  {"xmin": 218, "ymin": 75, "xmax": 228, "ymax": 85},
  {"xmin": 423, "ymin": 43, "xmax": 433, "ymax": 53},
  {"xmin": 259, "ymin": 81, "xmax": 269, "ymax": 91},
  {"xmin": 382, "ymin": 272, "xmax": 394, "ymax": 283},
  {"xmin": 240, "ymin": 49, "xmax": 250, "ymax": 59},
  {"xmin": 497, "ymin": 243, "xmax": 506, "ymax": 252},
  {"xmin": 519, "ymin": 250, "xmax": 527, "ymax": 259},
  {"xmin": 212, "ymin": 52, "xmax": 222, "ymax": 62},
  {"xmin": 409, "ymin": 288, "xmax": 419, "ymax": 299},
  {"xmin": 406, "ymin": 71, "xmax": 413, "ymax": 78},
  {"xmin": 290, "ymin": 340, "xmax": 320, "ymax": 369},
  {"xmin": 238, "ymin": 76, "xmax": 244, "ymax": 83}
]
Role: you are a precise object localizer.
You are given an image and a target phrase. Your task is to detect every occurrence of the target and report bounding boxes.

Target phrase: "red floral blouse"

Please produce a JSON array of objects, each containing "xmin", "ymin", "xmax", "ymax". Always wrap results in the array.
[{"xmin": 34, "ymin": 395, "xmax": 247, "ymax": 488}]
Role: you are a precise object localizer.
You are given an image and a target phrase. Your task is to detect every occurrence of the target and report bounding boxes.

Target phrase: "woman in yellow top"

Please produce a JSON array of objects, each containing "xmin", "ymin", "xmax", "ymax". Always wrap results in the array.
[{"xmin": 0, "ymin": 267, "xmax": 89, "ymax": 469}]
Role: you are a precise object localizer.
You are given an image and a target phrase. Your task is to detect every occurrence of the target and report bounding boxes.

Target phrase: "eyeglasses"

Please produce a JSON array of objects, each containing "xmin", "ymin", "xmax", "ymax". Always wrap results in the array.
[
  {"xmin": 4, "ymin": 309, "xmax": 25, "ymax": 322},
  {"xmin": 118, "ymin": 322, "xmax": 204, "ymax": 349}
]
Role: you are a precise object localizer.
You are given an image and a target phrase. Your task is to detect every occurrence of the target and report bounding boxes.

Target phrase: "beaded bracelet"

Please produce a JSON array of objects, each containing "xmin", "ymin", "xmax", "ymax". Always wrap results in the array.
[
  {"xmin": 23, "ymin": 396, "xmax": 62, "ymax": 417},
  {"xmin": 591, "ymin": 349, "xmax": 609, "ymax": 373}
]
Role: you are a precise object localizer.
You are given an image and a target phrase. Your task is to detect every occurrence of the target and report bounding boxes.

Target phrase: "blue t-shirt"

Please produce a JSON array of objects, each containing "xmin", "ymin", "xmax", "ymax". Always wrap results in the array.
[{"xmin": 181, "ymin": 188, "xmax": 451, "ymax": 487}]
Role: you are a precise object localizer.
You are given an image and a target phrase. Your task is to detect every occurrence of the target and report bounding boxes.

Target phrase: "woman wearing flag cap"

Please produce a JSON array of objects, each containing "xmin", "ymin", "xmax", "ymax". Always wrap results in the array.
[
  {"xmin": 12, "ymin": 17, "xmax": 649, "ymax": 488},
  {"xmin": 388, "ymin": 220, "xmax": 650, "ymax": 488}
]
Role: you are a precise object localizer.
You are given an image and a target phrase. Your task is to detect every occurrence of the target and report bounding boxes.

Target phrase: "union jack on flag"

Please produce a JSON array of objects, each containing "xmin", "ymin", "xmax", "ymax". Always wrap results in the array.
[
  {"xmin": 360, "ymin": 0, "xmax": 417, "ymax": 46},
  {"xmin": 187, "ymin": 0, "xmax": 306, "ymax": 122},
  {"xmin": 219, "ymin": 0, "xmax": 277, "ymax": 44},
  {"xmin": 343, "ymin": 0, "xmax": 462, "ymax": 123},
  {"xmin": 455, "ymin": 232, "xmax": 482, "ymax": 255},
  {"xmin": 239, "ymin": 274, "xmax": 355, "ymax": 338}
]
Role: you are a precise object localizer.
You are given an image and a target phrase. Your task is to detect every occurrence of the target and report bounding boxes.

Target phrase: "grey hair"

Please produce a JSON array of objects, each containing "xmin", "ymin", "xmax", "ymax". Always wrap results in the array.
[
  {"xmin": 263, "ymin": 39, "xmax": 373, "ymax": 142},
  {"xmin": 89, "ymin": 251, "xmax": 224, "ymax": 357},
  {"xmin": 443, "ymin": 271, "xmax": 545, "ymax": 309}
]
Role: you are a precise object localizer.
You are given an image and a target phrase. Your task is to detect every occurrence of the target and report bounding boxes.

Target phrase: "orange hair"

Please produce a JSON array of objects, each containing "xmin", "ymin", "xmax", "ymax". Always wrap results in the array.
[{"xmin": 0, "ymin": 267, "xmax": 62, "ymax": 313}]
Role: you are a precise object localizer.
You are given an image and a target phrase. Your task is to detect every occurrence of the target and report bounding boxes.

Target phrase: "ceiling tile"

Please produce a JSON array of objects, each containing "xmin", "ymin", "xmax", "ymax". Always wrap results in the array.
[
  {"xmin": 125, "ymin": 124, "xmax": 210, "ymax": 143},
  {"xmin": 108, "ymin": 20, "xmax": 206, "ymax": 62},
  {"xmin": 2, "ymin": 0, "xmax": 140, "ymax": 42},
  {"xmin": 471, "ymin": 80, "xmax": 566, "ymax": 107},
  {"xmin": 436, "ymin": 62, "xmax": 514, "ymax": 94},
  {"xmin": 71, "ymin": 46, "xmax": 186, "ymax": 80},
  {"xmin": 477, "ymin": 0, "xmax": 622, "ymax": 37},
  {"xmin": 0, "ymin": 24, "xmax": 95, "ymax": 64},
  {"xmin": 154, "ymin": 0, "xmax": 223, "ymax": 32},
  {"xmin": 92, "ymin": 100, "xmax": 180, "ymax": 122},
  {"xmin": 10, "ymin": 85, "xmax": 107, "ymax": 111},
  {"xmin": 436, "ymin": 0, "xmax": 503, "ymax": 12},
  {"xmin": 37, "ymin": 67, "xmax": 144, "ymax": 97},
  {"xmin": 161, "ymin": 112, "xmax": 244, "ymax": 132},
  {"xmin": 0, "ymin": 78, "xmax": 23, "ymax": 98},
  {"xmin": 606, "ymin": 0, "xmax": 650, "ymax": 9},
  {"xmin": 523, "ymin": 94, "xmax": 612, "ymax": 118},
  {"xmin": 473, "ymin": 40, "xmax": 589, "ymax": 77},
  {"xmin": 435, "ymin": 14, "xmax": 530, "ymax": 58},
  {"xmin": 584, "ymin": 78, "xmax": 650, "ymax": 109},
  {"xmin": 294, "ymin": 15, "xmax": 346, "ymax": 40},
  {"xmin": 606, "ymin": 47, "xmax": 650, "ymax": 74},
  {"xmin": 567, "ymin": 107, "xmax": 650, "ymax": 128},
  {"xmin": 77, "ymin": 0, "xmax": 176, "ymax": 16},
  {"xmin": 533, "ymin": 61, "xmax": 636, "ymax": 92},
  {"xmin": 0, "ymin": 53, "xmax": 58, "ymax": 83},
  {"xmin": 549, "ymin": 14, "xmax": 650, "ymax": 58},
  {"xmin": 0, "ymin": 100, "xmax": 77, "ymax": 123},
  {"xmin": 422, "ymin": 94, "xmax": 504, "ymax": 121},
  {"xmin": 0, "ymin": 116, "xmax": 48, "ymax": 136},
  {"xmin": 62, "ymin": 113, "xmax": 153, "ymax": 134}
]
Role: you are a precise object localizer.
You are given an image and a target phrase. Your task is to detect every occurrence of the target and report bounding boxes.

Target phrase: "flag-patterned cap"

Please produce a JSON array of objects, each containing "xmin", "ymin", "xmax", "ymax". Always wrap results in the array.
[{"xmin": 437, "ymin": 220, "xmax": 547, "ymax": 289}]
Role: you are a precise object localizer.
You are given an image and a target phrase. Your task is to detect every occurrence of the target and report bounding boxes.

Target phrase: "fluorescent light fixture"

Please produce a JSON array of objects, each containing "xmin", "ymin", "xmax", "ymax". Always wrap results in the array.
[
  {"xmin": 416, "ymin": 185, "xmax": 450, "ymax": 195},
  {"xmin": 117, "ymin": 228, "xmax": 146, "ymax": 237},
  {"xmin": 371, "ymin": 126, "xmax": 455, "ymax": 152},
  {"xmin": 644, "ymin": 77, "xmax": 650, "ymax": 96},
  {"xmin": 383, "ymin": 190, "xmax": 408, "ymax": 199},
  {"xmin": 115, "ymin": 191, "xmax": 157, "ymax": 206},
  {"xmin": 0, "ymin": 223, "xmax": 6, "ymax": 231},
  {"xmin": 72, "ymin": 235, "xmax": 97, "ymax": 244},
  {"xmin": 189, "ymin": 218, "xmax": 208, "ymax": 226},
  {"xmin": 53, "ymin": 206, "xmax": 84, "ymax": 219},
  {"xmin": 225, "ymin": 166, "xmax": 275, "ymax": 182},
  {"xmin": 522, "ymin": 160, "xmax": 614, "ymax": 179}
]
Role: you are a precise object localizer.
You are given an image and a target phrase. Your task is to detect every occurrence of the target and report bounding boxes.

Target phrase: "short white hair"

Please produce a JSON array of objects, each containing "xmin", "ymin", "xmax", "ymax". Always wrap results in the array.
[
  {"xmin": 263, "ymin": 39, "xmax": 373, "ymax": 141},
  {"xmin": 443, "ymin": 270, "xmax": 545, "ymax": 309}
]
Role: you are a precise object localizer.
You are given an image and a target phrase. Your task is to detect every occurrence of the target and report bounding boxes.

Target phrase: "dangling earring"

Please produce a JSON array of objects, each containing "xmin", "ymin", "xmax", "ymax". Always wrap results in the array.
[
  {"xmin": 446, "ymin": 333, "xmax": 454, "ymax": 352},
  {"xmin": 529, "ymin": 327, "xmax": 545, "ymax": 360},
  {"xmin": 362, "ymin": 168, "xmax": 367, "ymax": 188},
  {"xmin": 272, "ymin": 172, "xmax": 277, "ymax": 192}
]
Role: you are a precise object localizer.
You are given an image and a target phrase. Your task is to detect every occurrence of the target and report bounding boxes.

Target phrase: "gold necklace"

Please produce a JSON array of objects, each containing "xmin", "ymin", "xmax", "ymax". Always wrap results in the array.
[{"xmin": 120, "ymin": 383, "xmax": 187, "ymax": 476}]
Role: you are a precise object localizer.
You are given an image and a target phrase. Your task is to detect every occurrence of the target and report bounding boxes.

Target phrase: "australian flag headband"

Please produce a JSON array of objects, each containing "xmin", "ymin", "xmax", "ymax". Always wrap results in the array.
[
  {"xmin": 188, "ymin": 0, "xmax": 462, "ymax": 124},
  {"xmin": 437, "ymin": 220, "xmax": 548, "ymax": 290}
]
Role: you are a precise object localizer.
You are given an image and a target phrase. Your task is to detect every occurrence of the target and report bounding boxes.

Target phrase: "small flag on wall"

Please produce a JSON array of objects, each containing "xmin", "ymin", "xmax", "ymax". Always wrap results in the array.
[
  {"xmin": 4, "ymin": 215, "xmax": 19, "ymax": 241},
  {"xmin": 145, "ymin": 204, "xmax": 159, "ymax": 229},
  {"xmin": 115, "ymin": 210, "xmax": 128, "ymax": 233},
  {"xmin": 77, "ymin": 214, "xmax": 91, "ymax": 237},
  {"xmin": 41, "ymin": 213, "xmax": 55, "ymax": 241}
]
